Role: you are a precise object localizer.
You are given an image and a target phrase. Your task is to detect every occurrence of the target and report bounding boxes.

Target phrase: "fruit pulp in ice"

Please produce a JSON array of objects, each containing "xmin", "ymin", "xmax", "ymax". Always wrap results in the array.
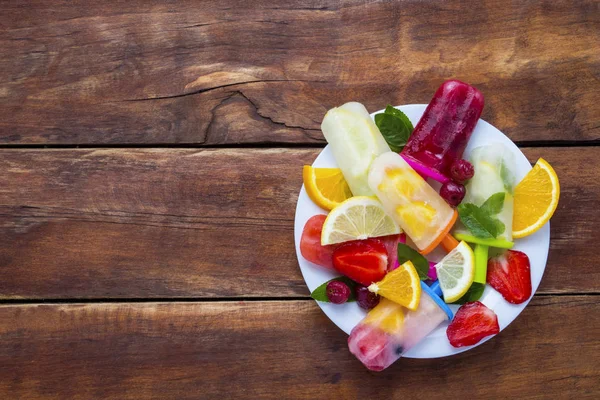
[
  {"xmin": 368, "ymin": 152, "xmax": 456, "ymax": 252},
  {"xmin": 348, "ymin": 292, "xmax": 448, "ymax": 371}
]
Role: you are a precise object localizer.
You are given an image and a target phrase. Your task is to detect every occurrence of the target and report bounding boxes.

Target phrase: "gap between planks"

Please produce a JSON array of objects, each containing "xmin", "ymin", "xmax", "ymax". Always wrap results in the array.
[
  {"xmin": 0, "ymin": 140, "xmax": 597, "ymax": 150},
  {"xmin": 0, "ymin": 292, "xmax": 598, "ymax": 305}
]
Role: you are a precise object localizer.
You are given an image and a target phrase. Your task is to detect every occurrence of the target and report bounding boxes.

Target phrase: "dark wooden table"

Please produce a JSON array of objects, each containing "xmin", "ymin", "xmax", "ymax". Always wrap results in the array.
[{"xmin": 1, "ymin": 1, "xmax": 598, "ymax": 398}]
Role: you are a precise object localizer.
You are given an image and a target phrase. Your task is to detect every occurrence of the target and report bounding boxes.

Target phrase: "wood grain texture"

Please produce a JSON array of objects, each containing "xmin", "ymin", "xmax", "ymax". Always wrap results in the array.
[
  {"xmin": 1, "ymin": 0, "xmax": 598, "ymax": 144},
  {"xmin": 0, "ymin": 147, "xmax": 596, "ymax": 298},
  {"xmin": 0, "ymin": 297, "xmax": 597, "ymax": 399}
]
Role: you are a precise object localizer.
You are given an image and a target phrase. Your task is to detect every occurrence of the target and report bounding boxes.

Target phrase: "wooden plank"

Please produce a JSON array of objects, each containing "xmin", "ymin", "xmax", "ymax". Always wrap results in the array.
[
  {"xmin": 0, "ymin": 297, "xmax": 597, "ymax": 399},
  {"xmin": 0, "ymin": 147, "xmax": 596, "ymax": 298},
  {"xmin": 1, "ymin": 0, "xmax": 598, "ymax": 144}
]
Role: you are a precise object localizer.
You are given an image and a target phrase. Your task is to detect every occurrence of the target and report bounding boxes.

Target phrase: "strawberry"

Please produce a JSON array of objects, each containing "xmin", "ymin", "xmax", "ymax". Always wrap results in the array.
[
  {"xmin": 447, "ymin": 301, "xmax": 500, "ymax": 347},
  {"xmin": 487, "ymin": 250, "xmax": 532, "ymax": 304},
  {"xmin": 300, "ymin": 215, "xmax": 336, "ymax": 270},
  {"xmin": 332, "ymin": 239, "xmax": 388, "ymax": 286}
]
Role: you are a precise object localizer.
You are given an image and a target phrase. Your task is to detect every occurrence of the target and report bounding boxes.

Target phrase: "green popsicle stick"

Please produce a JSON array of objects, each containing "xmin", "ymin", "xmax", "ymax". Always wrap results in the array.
[
  {"xmin": 473, "ymin": 243, "xmax": 489, "ymax": 284},
  {"xmin": 454, "ymin": 233, "xmax": 514, "ymax": 249}
]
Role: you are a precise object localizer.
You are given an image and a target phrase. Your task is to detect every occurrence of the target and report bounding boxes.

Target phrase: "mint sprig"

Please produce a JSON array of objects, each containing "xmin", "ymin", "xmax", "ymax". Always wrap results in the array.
[
  {"xmin": 374, "ymin": 105, "xmax": 414, "ymax": 152},
  {"xmin": 458, "ymin": 192, "xmax": 506, "ymax": 239},
  {"xmin": 397, "ymin": 243, "xmax": 429, "ymax": 280},
  {"xmin": 310, "ymin": 276, "xmax": 357, "ymax": 302}
]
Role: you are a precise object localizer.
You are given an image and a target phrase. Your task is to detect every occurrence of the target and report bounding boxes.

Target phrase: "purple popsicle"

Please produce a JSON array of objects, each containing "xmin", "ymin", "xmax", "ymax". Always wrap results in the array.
[{"xmin": 401, "ymin": 80, "xmax": 484, "ymax": 183}]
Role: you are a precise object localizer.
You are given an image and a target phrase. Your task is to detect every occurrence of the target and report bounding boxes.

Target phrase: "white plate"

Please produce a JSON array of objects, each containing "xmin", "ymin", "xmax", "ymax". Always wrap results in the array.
[{"xmin": 294, "ymin": 104, "xmax": 550, "ymax": 359}]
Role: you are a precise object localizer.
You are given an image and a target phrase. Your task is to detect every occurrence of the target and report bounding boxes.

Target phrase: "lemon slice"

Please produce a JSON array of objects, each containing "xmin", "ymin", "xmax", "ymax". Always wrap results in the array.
[
  {"xmin": 368, "ymin": 260, "xmax": 421, "ymax": 310},
  {"xmin": 321, "ymin": 196, "xmax": 401, "ymax": 245},
  {"xmin": 434, "ymin": 241, "xmax": 475, "ymax": 303},
  {"xmin": 303, "ymin": 166, "xmax": 353, "ymax": 211},
  {"xmin": 512, "ymin": 158, "xmax": 560, "ymax": 238}
]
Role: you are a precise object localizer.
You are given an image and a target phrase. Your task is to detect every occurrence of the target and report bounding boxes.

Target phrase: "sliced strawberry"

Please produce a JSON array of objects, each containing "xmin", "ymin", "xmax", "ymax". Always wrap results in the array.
[
  {"xmin": 447, "ymin": 301, "xmax": 500, "ymax": 347},
  {"xmin": 300, "ymin": 215, "xmax": 336, "ymax": 270},
  {"xmin": 332, "ymin": 239, "xmax": 388, "ymax": 286},
  {"xmin": 487, "ymin": 250, "xmax": 532, "ymax": 304}
]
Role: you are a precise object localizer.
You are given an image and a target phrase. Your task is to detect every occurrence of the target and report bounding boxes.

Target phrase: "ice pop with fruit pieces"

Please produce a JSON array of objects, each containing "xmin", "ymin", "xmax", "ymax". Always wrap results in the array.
[
  {"xmin": 368, "ymin": 152, "xmax": 458, "ymax": 255},
  {"xmin": 401, "ymin": 80, "xmax": 484, "ymax": 183},
  {"xmin": 454, "ymin": 143, "xmax": 516, "ymax": 283},
  {"xmin": 348, "ymin": 280, "xmax": 453, "ymax": 371},
  {"xmin": 321, "ymin": 102, "xmax": 391, "ymax": 196}
]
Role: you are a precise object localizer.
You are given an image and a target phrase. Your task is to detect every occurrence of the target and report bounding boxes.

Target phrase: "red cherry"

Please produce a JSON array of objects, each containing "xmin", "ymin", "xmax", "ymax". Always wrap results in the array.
[
  {"xmin": 326, "ymin": 281, "xmax": 351, "ymax": 304},
  {"xmin": 450, "ymin": 159, "xmax": 475, "ymax": 183},
  {"xmin": 440, "ymin": 181, "xmax": 466, "ymax": 206}
]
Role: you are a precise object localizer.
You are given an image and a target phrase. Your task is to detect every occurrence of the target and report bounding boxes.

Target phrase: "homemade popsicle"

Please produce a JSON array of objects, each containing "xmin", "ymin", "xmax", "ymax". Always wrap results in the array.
[
  {"xmin": 454, "ymin": 143, "xmax": 516, "ymax": 283},
  {"xmin": 321, "ymin": 102, "xmax": 391, "ymax": 196},
  {"xmin": 348, "ymin": 281, "xmax": 453, "ymax": 371},
  {"xmin": 368, "ymin": 152, "xmax": 457, "ymax": 254},
  {"xmin": 401, "ymin": 80, "xmax": 484, "ymax": 183}
]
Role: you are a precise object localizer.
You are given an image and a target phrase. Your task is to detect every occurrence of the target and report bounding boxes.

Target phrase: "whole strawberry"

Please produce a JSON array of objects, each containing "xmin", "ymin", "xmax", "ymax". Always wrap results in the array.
[
  {"xmin": 447, "ymin": 301, "xmax": 500, "ymax": 347},
  {"xmin": 487, "ymin": 250, "xmax": 532, "ymax": 304}
]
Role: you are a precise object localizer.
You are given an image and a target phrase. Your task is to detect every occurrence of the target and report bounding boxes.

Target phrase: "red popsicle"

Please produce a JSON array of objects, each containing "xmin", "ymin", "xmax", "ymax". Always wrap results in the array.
[{"xmin": 401, "ymin": 80, "xmax": 484, "ymax": 183}]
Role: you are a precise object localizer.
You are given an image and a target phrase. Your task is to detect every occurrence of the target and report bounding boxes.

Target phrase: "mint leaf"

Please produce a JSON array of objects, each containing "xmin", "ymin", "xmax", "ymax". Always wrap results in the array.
[
  {"xmin": 452, "ymin": 282, "xmax": 486, "ymax": 304},
  {"xmin": 311, "ymin": 276, "xmax": 357, "ymax": 302},
  {"xmin": 481, "ymin": 192, "xmax": 505, "ymax": 215},
  {"xmin": 384, "ymin": 105, "xmax": 414, "ymax": 131},
  {"xmin": 457, "ymin": 203, "xmax": 501, "ymax": 239},
  {"xmin": 492, "ymin": 218, "xmax": 505, "ymax": 236},
  {"xmin": 397, "ymin": 243, "xmax": 429, "ymax": 280},
  {"xmin": 499, "ymin": 162, "xmax": 514, "ymax": 194},
  {"xmin": 374, "ymin": 106, "xmax": 413, "ymax": 152}
]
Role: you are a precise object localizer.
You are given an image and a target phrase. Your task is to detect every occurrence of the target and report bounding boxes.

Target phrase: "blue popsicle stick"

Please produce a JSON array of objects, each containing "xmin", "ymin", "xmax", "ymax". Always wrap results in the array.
[{"xmin": 421, "ymin": 280, "xmax": 454, "ymax": 320}]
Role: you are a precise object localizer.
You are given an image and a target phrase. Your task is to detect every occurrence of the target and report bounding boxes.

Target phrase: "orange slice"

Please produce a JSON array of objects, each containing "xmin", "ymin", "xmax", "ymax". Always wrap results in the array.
[
  {"xmin": 303, "ymin": 166, "xmax": 353, "ymax": 211},
  {"xmin": 368, "ymin": 260, "xmax": 421, "ymax": 310},
  {"xmin": 512, "ymin": 158, "xmax": 560, "ymax": 238}
]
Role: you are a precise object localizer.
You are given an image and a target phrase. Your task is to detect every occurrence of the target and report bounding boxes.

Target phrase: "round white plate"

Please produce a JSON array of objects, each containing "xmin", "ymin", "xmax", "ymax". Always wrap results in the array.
[{"xmin": 294, "ymin": 104, "xmax": 550, "ymax": 359}]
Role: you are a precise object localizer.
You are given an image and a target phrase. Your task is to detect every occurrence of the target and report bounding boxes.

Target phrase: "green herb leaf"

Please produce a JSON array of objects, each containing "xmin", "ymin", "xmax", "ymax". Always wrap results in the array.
[
  {"xmin": 397, "ymin": 243, "xmax": 430, "ymax": 280},
  {"xmin": 310, "ymin": 276, "xmax": 357, "ymax": 302},
  {"xmin": 384, "ymin": 105, "xmax": 414, "ymax": 131},
  {"xmin": 492, "ymin": 218, "xmax": 505, "ymax": 236},
  {"xmin": 452, "ymin": 282, "xmax": 486, "ymax": 304},
  {"xmin": 480, "ymin": 192, "xmax": 505, "ymax": 215},
  {"xmin": 457, "ymin": 203, "xmax": 502, "ymax": 239},
  {"xmin": 499, "ymin": 162, "xmax": 515, "ymax": 194},
  {"xmin": 374, "ymin": 105, "xmax": 413, "ymax": 152}
]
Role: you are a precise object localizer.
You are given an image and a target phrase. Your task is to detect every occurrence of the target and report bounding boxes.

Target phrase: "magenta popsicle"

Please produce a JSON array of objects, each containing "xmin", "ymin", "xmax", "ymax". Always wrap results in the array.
[{"xmin": 401, "ymin": 80, "xmax": 484, "ymax": 182}]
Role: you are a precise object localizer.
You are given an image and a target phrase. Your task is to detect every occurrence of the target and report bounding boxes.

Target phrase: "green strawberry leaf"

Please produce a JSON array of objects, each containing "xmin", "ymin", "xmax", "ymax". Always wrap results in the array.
[
  {"xmin": 457, "ymin": 203, "xmax": 502, "ymax": 239},
  {"xmin": 310, "ymin": 276, "xmax": 357, "ymax": 302},
  {"xmin": 480, "ymin": 192, "xmax": 505, "ymax": 215},
  {"xmin": 397, "ymin": 243, "xmax": 430, "ymax": 280},
  {"xmin": 451, "ymin": 282, "xmax": 486, "ymax": 304}
]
